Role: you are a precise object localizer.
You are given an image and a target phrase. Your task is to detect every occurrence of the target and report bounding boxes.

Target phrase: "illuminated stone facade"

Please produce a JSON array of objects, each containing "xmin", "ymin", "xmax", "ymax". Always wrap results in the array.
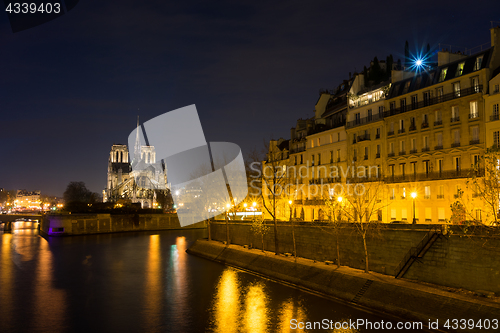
[{"xmin": 264, "ymin": 27, "xmax": 500, "ymax": 224}]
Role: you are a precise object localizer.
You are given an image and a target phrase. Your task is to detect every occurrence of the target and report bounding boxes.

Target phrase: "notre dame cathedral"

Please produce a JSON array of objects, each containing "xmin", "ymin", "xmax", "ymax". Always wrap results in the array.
[{"xmin": 103, "ymin": 120, "xmax": 168, "ymax": 208}]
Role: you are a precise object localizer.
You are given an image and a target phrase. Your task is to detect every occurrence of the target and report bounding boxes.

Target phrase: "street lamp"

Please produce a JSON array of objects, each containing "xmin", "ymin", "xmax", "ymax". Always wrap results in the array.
[
  {"xmin": 253, "ymin": 201, "xmax": 257, "ymax": 222},
  {"xmin": 288, "ymin": 200, "xmax": 297, "ymax": 262},
  {"xmin": 225, "ymin": 203, "xmax": 231, "ymax": 245},
  {"xmin": 411, "ymin": 192, "xmax": 417, "ymax": 224},
  {"xmin": 337, "ymin": 196, "xmax": 343, "ymax": 222}
]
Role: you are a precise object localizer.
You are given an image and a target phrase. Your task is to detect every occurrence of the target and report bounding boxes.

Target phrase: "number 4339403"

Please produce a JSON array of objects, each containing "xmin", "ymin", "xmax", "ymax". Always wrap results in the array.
[{"xmin": 6, "ymin": 3, "xmax": 61, "ymax": 14}]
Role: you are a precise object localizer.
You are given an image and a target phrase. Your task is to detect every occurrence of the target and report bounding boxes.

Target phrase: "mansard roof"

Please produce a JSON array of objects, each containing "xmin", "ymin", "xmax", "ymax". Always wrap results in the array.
[{"xmin": 388, "ymin": 48, "xmax": 493, "ymax": 99}]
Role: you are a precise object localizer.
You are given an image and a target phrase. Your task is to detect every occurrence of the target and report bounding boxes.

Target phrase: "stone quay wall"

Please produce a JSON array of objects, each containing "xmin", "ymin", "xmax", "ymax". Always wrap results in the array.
[
  {"xmin": 40, "ymin": 213, "xmax": 206, "ymax": 236},
  {"xmin": 209, "ymin": 221, "xmax": 500, "ymax": 293}
]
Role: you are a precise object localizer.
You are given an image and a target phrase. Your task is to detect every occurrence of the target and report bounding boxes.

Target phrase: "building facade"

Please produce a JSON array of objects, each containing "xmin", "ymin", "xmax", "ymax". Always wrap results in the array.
[
  {"xmin": 103, "ymin": 122, "xmax": 168, "ymax": 208},
  {"xmin": 263, "ymin": 27, "xmax": 500, "ymax": 225}
]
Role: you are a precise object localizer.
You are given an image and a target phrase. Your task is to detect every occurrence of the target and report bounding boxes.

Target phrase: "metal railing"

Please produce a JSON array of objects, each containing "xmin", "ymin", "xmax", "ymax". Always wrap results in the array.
[
  {"xmin": 384, "ymin": 168, "xmax": 484, "ymax": 183},
  {"xmin": 385, "ymin": 85, "xmax": 483, "ymax": 118},
  {"xmin": 346, "ymin": 112, "xmax": 384, "ymax": 129}
]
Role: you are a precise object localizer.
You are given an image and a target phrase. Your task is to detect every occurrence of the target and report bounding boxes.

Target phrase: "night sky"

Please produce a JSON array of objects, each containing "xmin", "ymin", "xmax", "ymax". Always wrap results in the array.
[{"xmin": 1, "ymin": 0, "xmax": 499, "ymax": 196}]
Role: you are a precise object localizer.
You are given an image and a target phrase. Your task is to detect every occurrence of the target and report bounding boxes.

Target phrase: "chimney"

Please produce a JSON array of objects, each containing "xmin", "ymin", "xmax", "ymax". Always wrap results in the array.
[{"xmin": 489, "ymin": 26, "xmax": 500, "ymax": 74}]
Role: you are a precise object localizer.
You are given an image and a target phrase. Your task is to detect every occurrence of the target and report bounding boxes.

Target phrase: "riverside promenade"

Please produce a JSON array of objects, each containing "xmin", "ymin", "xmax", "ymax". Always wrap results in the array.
[{"xmin": 188, "ymin": 239, "xmax": 500, "ymax": 333}]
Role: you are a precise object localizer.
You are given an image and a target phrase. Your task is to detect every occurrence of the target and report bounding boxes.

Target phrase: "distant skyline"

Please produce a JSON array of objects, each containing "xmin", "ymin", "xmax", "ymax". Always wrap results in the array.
[{"xmin": 1, "ymin": 0, "xmax": 500, "ymax": 196}]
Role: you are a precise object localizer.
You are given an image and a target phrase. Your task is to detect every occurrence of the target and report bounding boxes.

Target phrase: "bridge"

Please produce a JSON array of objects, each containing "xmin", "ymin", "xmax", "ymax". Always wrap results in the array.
[{"xmin": 0, "ymin": 214, "xmax": 42, "ymax": 232}]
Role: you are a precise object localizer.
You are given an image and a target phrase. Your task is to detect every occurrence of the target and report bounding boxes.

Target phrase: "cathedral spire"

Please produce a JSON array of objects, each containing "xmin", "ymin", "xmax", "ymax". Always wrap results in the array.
[{"xmin": 134, "ymin": 115, "xmax": 141, "ymax": 162}]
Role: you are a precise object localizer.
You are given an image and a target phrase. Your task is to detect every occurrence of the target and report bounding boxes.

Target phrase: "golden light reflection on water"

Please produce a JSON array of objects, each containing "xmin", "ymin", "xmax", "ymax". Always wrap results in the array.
[
  {"xmin": 1, "ymin": 234, "xmax": 13, "ymax": 329},
  {"xmin": 212, "ymin": 269, "xmax": 241, "ymax": 333},
  {"xmin": 278, "ymin": 299, "xmax": 306, "ymax": 333},
  {"xmin": 166, "ymin": 236, "xmax": 189, "ymax": 328},
  {"xmin": 34, "ymin": 238, "xmax": 67, "ymax": 331},
  {"xmin": 144, "ymin": 234, "xmax": 162, "ymax": 330},
  {"xmin": 243, "ymin": 283, "xmax": 269, "ymax": 333}
]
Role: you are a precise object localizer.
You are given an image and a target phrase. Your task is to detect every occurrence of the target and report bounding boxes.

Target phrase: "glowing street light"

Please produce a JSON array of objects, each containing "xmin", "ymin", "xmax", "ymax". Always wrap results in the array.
[
  {"xmin": 411, "ymin": 192, "xmax": 417, "ymax": 224},
  {"xmin": 337, "ymin": 196, "xmax": 343, "ymax": 203}
]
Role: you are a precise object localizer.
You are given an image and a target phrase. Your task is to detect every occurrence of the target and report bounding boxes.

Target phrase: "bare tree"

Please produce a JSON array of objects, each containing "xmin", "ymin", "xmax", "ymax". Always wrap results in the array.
[
  {"xmin": 323, "ymin": 193, "xmax": 344, "ymax": 268},
  {"xmin": 251, "ymin": 216, "xmax": 270, "ymax": 252},
  {"xmin": 261, "ymin": 138, "xmax": 292, "ymax": 255},
  {"xmin": 339, "ymin": 168, "xmax": 387, "ymax": 273},
  {"xmin": 466, "ymin": 148, "xmax": 499, "ymax": 226}
]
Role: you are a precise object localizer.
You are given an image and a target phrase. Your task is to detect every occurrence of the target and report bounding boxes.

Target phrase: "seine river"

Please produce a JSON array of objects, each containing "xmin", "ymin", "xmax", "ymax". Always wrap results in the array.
[{"xmin": 0, "ymin": 227, "xmax": 429, "ymax": 332}]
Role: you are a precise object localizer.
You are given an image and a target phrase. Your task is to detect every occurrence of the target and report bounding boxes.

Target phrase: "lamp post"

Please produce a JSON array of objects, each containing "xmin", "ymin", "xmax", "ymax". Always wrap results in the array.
[
  {"xmin": 411, "ymin": 192, "xmax": 417, "ymax": 224},
  {"xmin": 225, "ymin": 203, "xmax": 230, "ymax": 245},
  {"xmin": 337, "ymin": 196, "xmax": 343, "ymax": 222},
  {"xmin": 253, "ymin": 201, "xmax": 257, "ymax": 222},
  {"xmin": 243, "ymin": 202, "xmax": 247, "ymax": 221},
  {"xmin": 289, "ymin": 200, "xmax": 296, "ymax": 262}
]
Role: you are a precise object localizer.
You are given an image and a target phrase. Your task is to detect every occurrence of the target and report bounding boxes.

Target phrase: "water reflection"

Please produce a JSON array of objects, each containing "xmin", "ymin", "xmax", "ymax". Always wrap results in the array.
[
  {"xmin": 278, "ymin": 299, "xmax": 306, "ymax": 333},
  {"xmin": 1, "ymin": 234, "xmax": 13, "ymax": 330},
  {"xmin": 212, "ymin": 268, "xmax": 241, "ymax": 333},
  {"xmin": 34, "ymin": 238, "xmax": 67, "ymax": 331},
  {"xmin": 144, "ymin": 234, "xmax": 162, "ymax": 331},
  {"xmin": 244, "ymin": 282, "xmax": 268, "ymax": 333},
  {"xmin": 167, "ymin": 236, "xmax": 189, "ymax": 330}
]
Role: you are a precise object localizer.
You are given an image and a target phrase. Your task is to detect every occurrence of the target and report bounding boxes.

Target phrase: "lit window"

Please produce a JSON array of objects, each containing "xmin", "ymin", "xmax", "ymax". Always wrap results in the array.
[
  {"xmin": 456, "ymin": 62, "xmax": 465, "ymax": 76},
  {"xmin": 439, "ymin": 68, "xmax": 448, "ymax": 82},
  {"xmin": 453, "ymin": 82, "xmax": 461, "ymax": 97},
  {"xmin": 425, "ymin": 186, "xmax": 431, "ymax": 199},
  {"xmin": 469, "ymin": 101, "xmax": 478, "ymax": 119},
  {"xmin": 494, "ymin": 131, "xmax": 500, "ymax": 147}
]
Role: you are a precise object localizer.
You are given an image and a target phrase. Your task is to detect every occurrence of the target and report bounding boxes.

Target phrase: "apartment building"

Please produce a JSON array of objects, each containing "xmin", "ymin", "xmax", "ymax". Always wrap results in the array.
[{"xmin": 263, "ymin": 27, "xmax": 500, "ymax": 224}]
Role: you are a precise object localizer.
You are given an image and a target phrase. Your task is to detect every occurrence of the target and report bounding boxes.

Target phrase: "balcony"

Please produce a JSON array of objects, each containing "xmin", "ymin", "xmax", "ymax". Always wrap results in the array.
[
  {"xmin": 375, "ymin": 133, "xmax": 380, "ymax": 139},
  {"xmin": 383, "ymin": 168, "xmax": 484, "ymax": 183},
  {"xmin": 421, "ymin": 122, "xmax": 429, "ymax": 129},
  {"xmin": 388, "ymin": 152, "xmax": 395, "ymax": 157},
  {"xmin": 399, "ymin": 151, "xmax": 406, "ymax": 156},
  {"xmin": 450, "ymin": 116, "xmax": 460, "ymax": 123},
  {"xmin": 346, "ymin": 112, "xmax": 384, "ymax": 129},
  {"xmin": 409, "ymin": 125, "xmax": 416, "ymax": 131},
  {"xmin": 384, "ymin": 85, "xmax": 483, "ymax": 118},
  {"xmin": 353, "ymin": 139, "xmax": 357, "ymax": 144},
  {"xmin": 422, "ymin": 147, "xmax": 430, "ymax": 152},
  {"xmin": 434, "ymin": 120, "xmax": 443, "ymax": 126},
  {"xmin": 375, "ymin": 153, "xmax": 380, "ymax": 158},
  {"xmin": 387, "ymin": 131, "xmax": 395, "ymax": 136},
  {"xmin": 437, "ymin": 194, "xmax": 444, "ymax": 199},
  {"xmin": 451, "ymin": 142, "xmax": 461, "ymax": 147},
  {"xmin": 424, "ymin": 195, "xmax": 431, "ymax": 199},
  {"xmin": 434, "ymin": 145, "xmax": 443, "ymax": 150},
  {"xmin": 469, "ymin": 113, "xmax": 479, "ymax": 120},
  {"xmin": 490, "ymin": 114, "xmax": 500, "ymax": 121},
  {"xmin": 353, "ymin": 156, "xmax": 357, "ymax": 162},
  {"xmin": 410, "ymin": 149, "xmax": 417, "ymax": 154},
  {"xmin": 398, "ymin": 128, "xmax": 405, "ymax": 134},
  {"xmin": 363, "ymin": 155, "xmax": 368, "ymax": 160},
  {"xmin": 357, "ymin": 134, "xmax": 370, "ymax": 142},
  {"xmin": 470, "ymin": 139, "xmax": 480, "ymax": 145}
]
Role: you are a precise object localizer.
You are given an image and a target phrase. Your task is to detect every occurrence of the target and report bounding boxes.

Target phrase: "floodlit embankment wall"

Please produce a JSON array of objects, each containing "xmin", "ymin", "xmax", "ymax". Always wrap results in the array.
[{"xmin": 209, "ymin": 221, "xmax": 500, "ymax": 293}]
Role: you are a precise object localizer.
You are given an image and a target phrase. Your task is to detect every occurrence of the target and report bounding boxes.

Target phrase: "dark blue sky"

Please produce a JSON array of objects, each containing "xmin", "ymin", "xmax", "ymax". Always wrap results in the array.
[{"xmin": 1, "ymin": 0, "xmax": 499, "ymax": 196}]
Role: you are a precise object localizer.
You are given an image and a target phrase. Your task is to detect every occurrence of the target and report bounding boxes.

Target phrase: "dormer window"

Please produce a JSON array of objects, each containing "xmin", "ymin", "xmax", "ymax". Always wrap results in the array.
[
  {"xmin": 474, "ymin": 55, "xmax": 483, "ymax": 71},
  {"xmin": 439, "ymin": 68, "xmax": 448, "ymax": 82},
  {"xmin": 456, "ymin": 62, "xmax": 465, "ymax": 76}
]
